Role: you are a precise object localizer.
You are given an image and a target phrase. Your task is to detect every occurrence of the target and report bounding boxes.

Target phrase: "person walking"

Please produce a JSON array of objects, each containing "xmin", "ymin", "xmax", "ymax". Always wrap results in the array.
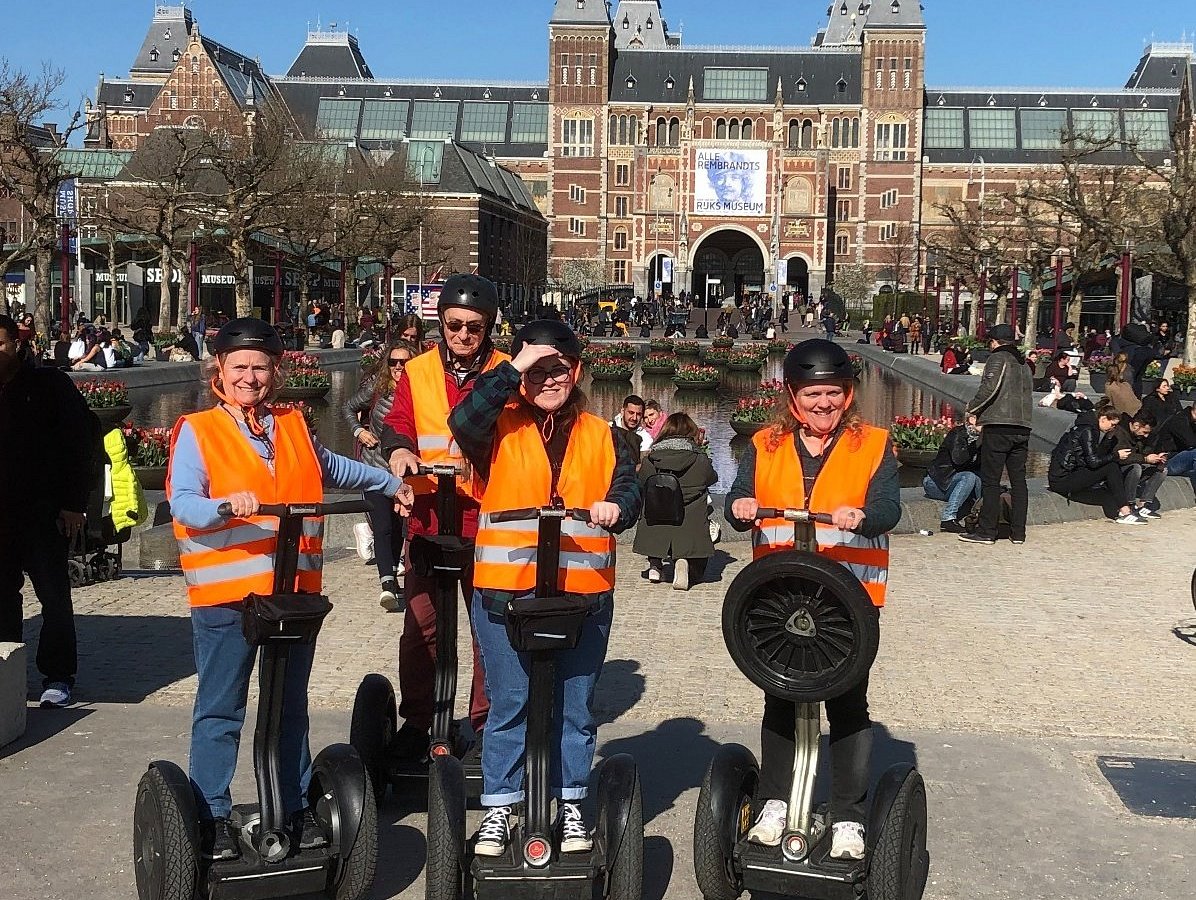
[
  {"xmin": 344, "ymin": 337, "xmax": 419, "ymax": 609},
  {"xmin": 633, "ymin": 412, "xmax": 717, "ymax": 590},
  {"xmin": 448, "ymin": 319, "xmax": 640, "ymax": 857},
  {"xmin": 381, "ymin": 274, "xmax": 509, "ymax": 764},
  {"xmin": 0, "ymin": 314, "xmax": 100, "ymax": 708},
  {"xmin": 959, "ymin": 324, "xmax": 1033, "ymax": 545},
  {"xmin": 726, "ymin": 339, "xmax": 900, "ymax": 860},
  {"xmin": 907, "ymin": 316, "xmax": 923, "ymax": 355},
  {"xmin": 167, "ymin": 317, "xmax": 413, "ymax": 861}
]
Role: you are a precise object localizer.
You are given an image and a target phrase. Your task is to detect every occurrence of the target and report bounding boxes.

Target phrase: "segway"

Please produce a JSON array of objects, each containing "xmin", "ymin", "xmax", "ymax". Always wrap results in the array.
[
  {"xmin": 425, "ymin": 503, "xmax": 644, "ymax": 900},
  {"xmin": 350, "ymin": 464, "xmax": 484, "ymax": 802},
  {"xmin": 133, "ymin": 500, "xmax": 377, "ymax": 900},
  {"xmin": 693, "ymin": 508, "xmax": 929, "ymax": 900}
]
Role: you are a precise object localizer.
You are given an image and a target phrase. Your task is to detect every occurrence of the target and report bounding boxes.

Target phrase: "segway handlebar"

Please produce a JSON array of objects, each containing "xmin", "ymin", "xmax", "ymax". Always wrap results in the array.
[
  {"xmin": 414, "ymin": 463, "xmax": 468, "ymax": 479},
  {"xmin": 488, "ymin": 505, "xmax": 593, "ymax": 524},
  {"xmin": 217, "ymin": 500, "xmax": 371, "ymax": 518},
  {"xmin": 753, "ymin": 508, "xmax": 834, "ymax": 525}
]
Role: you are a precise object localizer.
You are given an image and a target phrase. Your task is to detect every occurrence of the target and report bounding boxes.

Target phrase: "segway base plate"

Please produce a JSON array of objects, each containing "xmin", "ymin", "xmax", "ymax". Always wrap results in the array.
[
  {"xmin": 739, "ymin": 837, "xmax": 865, "ymax": 900},
  {"xmin": 206, "ymin": 850, "xmax": 333, "ymax": 900},
  {"xmin": 471, "ymin": 838, "xmax": 596, "ymax": 900}
]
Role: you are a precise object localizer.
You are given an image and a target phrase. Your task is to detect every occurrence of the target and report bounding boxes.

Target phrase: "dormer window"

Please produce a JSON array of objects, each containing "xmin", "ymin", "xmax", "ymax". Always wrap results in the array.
[
  {"xmin": 646, "ymin": 15, "xmax": 653, "ymax": 29},
  {"xmin": 797, "ymin": 76, "xmax": 808, "ymax": 92},
  {"xmin": 123, "ymin": 87, "xmax": 134, "ymax": 103},
  {"xmin": 665, "ymin": 74, "xmax": 675, "ymax": 90},
  {"xmin": 622, "ymin": 15, "xmax": 629, "ymax": 29},
  {"xmin": 626, "ymin": 74, "xmax": 637, "ymax": 89},
  {"xmin": 149, "ymin": 47, "xmax": 159, "ymax": 62},
  {"xmin": 837, "ymin": 77, "xmax": 847, "ymax": 93},
  {"xmin": 890, "ymin": 0, "xmax": 900, "ymax": 12},
  {"xmin": 840, "ymin": 2, "xmax": 848, "ymax": 13},
  {"xmin": 172, "ymin": 48, "xmax": 181, "ymax": 63},
  {"xmin": 576, "ymin": 0, "xmax": 584, "ymax": 7},
  {"xmin": 163, "ymin": 28, "xmax": 171, "ymax": 40},
  {"xmin": 483, "ymin": 88, "xmax": 491, "ymax": 99}
]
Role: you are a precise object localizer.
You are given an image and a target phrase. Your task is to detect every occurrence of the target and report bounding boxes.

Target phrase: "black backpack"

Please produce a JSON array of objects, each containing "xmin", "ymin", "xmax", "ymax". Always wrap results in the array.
[{"xmin": 643, "ymin": 465, "xmax": 685, "ymax": 527}]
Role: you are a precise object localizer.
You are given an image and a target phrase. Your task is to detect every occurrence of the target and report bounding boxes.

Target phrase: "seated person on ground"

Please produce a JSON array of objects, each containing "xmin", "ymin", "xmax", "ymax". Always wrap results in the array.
[
  {"xmin": 1047, "ymin": 401, "xmax": 1144, "ymax": 525},
  {"xmin": 1140, "ymin": 379, "xmax": 1181, "ymax": 429},
  {"xmin": 1111, "ymin": 409, "xmax": 1167, "ymax": 520},
  {"xmin": 922, "ymin": 415, "xmax": 982, "ymax": 533}
]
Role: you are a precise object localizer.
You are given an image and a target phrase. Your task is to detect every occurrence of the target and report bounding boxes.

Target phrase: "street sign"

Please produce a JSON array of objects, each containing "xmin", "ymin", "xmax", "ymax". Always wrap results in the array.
[
  {"xmin": 769, "ymin": 282, "xmax": 777, "ymax": 292},
  {"xmin": 69, "ymin": 238, "xmax": 77, "ymax": 254},
  {"xmin": 654, "ymin": 280, "xmax": 663, "ymax": 292},
  {"xmin": 56, "ymin": 179, "xmax": 77, "ymax": 223}
]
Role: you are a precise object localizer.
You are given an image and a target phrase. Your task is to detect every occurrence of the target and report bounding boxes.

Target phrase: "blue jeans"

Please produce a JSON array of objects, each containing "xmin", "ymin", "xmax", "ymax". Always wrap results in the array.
[
  {"xmin": 922, "ymin": 471, "xmax": 981, "ymax": 521},
  {"xmin": 189, "ymin": 604, "xmax": 316, "ymax": 820},
  {"xmin": 1167, "ymin": 449, "xmax": 1196, "ymax": 477},
  {"xmin": 471, "ymin": 590, "xmax": 613, "ymax": 807}
]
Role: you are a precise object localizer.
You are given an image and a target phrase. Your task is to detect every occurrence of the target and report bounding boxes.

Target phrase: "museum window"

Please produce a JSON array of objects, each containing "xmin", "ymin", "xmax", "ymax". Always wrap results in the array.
[
  {"xmin": 560, "ymin": 117, "xmax": 594, "ymax": 157},
  {"xmin": 1019, "ymin": 108, "xmax": 1065, "ymax": 150},
  {"xmin": 461, "ymin": 101, "xmax": 508, "ymax": 143},
  {"xmin": 837, "ymin": 199, "xmax": 851, "ymax": 221},
  {"xmin": 801, "ymin": 119, "xmax": 813, "ymax": 149},
  {"xmin": 191, "ymin": 56, "xmax": 199, "ymax": 74},
  {"xmin": 880, "ymin": 189, "xmax": 898, "ymax": 209},
  {"xmin": 716, "ymin": 118, "xmax": 727, "ymax": 139},
  {"xmin": 968, "ymin": 108, "xmax": 1016, "ymax": 149},
  {"xmin": 874, "ymin": 120, "xmax": 909, "ymax": 161},
  {"xmin": 614, "ymin": 195, "xmax": 628, "ymax": 216},
  {"xmin": 742, "ymin": 118, "xmax": 753, "ymax": 140},
  {"xmin": 729, "ymin": 119, "xmax": 741, "ymax": 140},
  {"xmin": 835, "ymin": 233, "xmax": 849, "ymax": 256},
  {"xmin": 615, "ymin": 164, "xmax": 629, "ymax": 185},
  {"xmin": 569, "ymin": 184, "xmax": 587, "ymax": 204},
  {"xmin": 702, "ymin": 67, "xmax": 768, "ymax": 102},
  {"xmin": 924, "ymin": 108, "xmax": 964, "ymax": 149},
  {"xmin": 1123, "ymin": 109, "xmax": 1170, "ymax": 151},
  {"xmin": 609, "ymin": 115, "xmax": 618, "ymax": 144},
  {"xmin": 614, "ymin": 260, "xmax": 628, "ymax": 282},
  {"xmin": 1070, "ymin": 108, "xmax": 1121, "ymax": 144},
  {"xmin": 903, "ymin": 57, "xmax": 912, "ymax": 90},
  {"xmin": 788, "ymin": 119, "xmax": 800, "ymax": 148},
  {"xmin": 669, "ymin": 118, "xmax": 680, "ymax": 146},
  {"xmin": 411, "ymin": 100, "xmax": 459, "ymax": 139},
  {"xmin": 851, "ymin": 117, "xmax": 860, "ymax": 147},
  {"xmin": 614, "ymin": 229, "xmax": 628, "ymax": 250},
  {"xmin": 511, "ymin": 102, "xmax": 548, "ymax": 143},
  {"xmin": 568, "ymin": 217, "xmax": 586, "ymax": 236},
  {"xmin": 875, "ymin": 58, "xmax": 883, "ymax": 90},
  {"xmin": 837, "ymin": 166, "xmax": 852, "ymax": 190}
]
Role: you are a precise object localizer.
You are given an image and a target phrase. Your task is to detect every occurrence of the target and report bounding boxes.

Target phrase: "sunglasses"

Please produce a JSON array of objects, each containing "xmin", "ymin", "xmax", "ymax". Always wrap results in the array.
[
  {"xmin": 444, "ymin": 320, "xmax": 487, "ymax": 336},
  {"xmin": 525, "ymin": 366, "xmax": 573, "ymax": 385},
  {"xmin": 387, "ymin": 357, "xmax": 409, "ymax": 367}
]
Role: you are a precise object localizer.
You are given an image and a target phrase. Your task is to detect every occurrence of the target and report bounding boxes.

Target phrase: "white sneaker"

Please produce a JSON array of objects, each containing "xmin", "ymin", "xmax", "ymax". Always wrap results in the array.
[
  {"xmin": 1136, "ymin": 507, "xmax": 1161, "ymax": 520},
  {"xmin": 474, "ymin": 806, "xmax": 512, "ymax": 857},
  {"xmin": 830, "ymin": 821, "xmax": 866, "ymax": 860},
  {"xmin": 746, "ymin": 799, "xmax": 787, "ymax": 846},
  {"xmin": 379, "ymin": 577, "xmax": 402, "ymax": 612},
  {"xmin": 557, "ymin": 802, "xmax": 592, "ymax": 853},
  {"xmin": 1115, "ymin": 513, "xmax": 1147, "ymax": 525},
  {"xmin": 672, "ymin": 558, "xmax": 690, "ymax": 591},
  {"xmin": 39, "ymin": 682, "xmax": 72, "ymax": 708},
  {"xmin": 353, "ymin": 522, "xmax": 374, "ymax": 562},
  {"xmin": 647, "ymin": 566, "xmax": 662, "ymax": 583}
]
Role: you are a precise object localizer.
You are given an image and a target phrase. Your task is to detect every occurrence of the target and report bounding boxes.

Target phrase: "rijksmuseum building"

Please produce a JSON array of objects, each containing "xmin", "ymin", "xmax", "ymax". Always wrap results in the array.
[{"xmin": 81, "ymin": 1, "xmax": 1194, "ymax": 313}]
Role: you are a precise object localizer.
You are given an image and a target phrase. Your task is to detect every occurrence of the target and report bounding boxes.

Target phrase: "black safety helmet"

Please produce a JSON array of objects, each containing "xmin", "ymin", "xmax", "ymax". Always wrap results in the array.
[
  {"xmin": 211, "ymin": 317, "xmax": 285, "ymax": 357},
  {"xmin": 437, "ymin": 273, "xmax": 499, "ymax": 321},
  {"xmin": 512, "ymin": 319, "xmax": 583, "ymax": 359},
  {"xmin": 782, "ymin": 339, "xmax": 856, "ymax": 385}
]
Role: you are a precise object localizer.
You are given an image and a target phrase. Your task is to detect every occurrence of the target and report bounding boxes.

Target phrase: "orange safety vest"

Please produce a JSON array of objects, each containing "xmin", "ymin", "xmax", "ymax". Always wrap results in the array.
[
  {"xmin": 751, "ymin": 424, "xmax": 891, "ymax": 607},
  {"xmin": 167, "ymin": 407, "xmax": 324, "ymax": 608},
  {"xmin": 474, "ymin": 408, "xmax": 616, "ymax": 596},
  {"xmin": 404, "ymin": 345, "xmax": 510, "ymax": 497}
]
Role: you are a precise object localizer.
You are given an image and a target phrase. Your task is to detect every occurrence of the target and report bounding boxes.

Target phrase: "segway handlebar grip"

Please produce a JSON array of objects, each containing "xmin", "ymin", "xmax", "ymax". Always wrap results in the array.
[
  {"xmin": 754, "ymin": 507, "xmax": 833, "ymax": 525},
  {"xmin": 217, "ymin": 500, "xmax": 370, "ymax": 518},
  {"xmin": 415, "ymin": 463, "xmax": 466, "ymax": 478},
  {"xmin": 488, "ymin": 506, "xmax": 593, "ymax": 524}
]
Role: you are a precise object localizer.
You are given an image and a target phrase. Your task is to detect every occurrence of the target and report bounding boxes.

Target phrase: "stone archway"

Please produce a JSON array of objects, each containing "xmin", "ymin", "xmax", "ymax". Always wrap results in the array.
[
  {"xmin": 784, "ymin": 254, "xmax": 811, "ymax": 304},
  {"xmin": 690, "ymin": 226, "xmax": 770, "ymax": 308}
]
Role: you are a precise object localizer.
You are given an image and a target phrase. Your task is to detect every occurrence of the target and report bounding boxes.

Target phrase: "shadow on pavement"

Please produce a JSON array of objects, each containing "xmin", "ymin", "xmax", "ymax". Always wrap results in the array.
[
  {"xmin": 22, "ymin": 613, "xmax": 195, "ymax": 703},
  {"xmin": 593, "ymin": 658, "xmax": 646, "ymax": 726},
  {"xmin": 597, "ymin": 716, "xmax": 721, "ymax": 823},
  {"xmin": 0, "ymin": 705, "xmax": 94, "ymax": 760},
  {"xmin": 643, "ymin": 835, "xmax": 675, "ymax": 900},
  {"xmin": 700, "ymin": 548, "xmax": 739, "ymax": 585},
  {"xmin": 369, "ymin": 818, "xmax": 427, "ymax": 899}
]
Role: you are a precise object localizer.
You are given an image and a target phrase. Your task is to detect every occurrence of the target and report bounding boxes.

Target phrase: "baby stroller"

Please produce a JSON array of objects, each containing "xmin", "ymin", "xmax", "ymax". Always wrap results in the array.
[{"xmin": 67, "ymin": 459, "xmax": 134, "ymax": 588}]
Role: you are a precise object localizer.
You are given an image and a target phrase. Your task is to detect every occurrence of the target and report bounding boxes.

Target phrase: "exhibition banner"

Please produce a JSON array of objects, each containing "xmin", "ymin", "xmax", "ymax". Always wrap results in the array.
[{"xmin": 694, "ymin": 148, "xmax": 767, "ymax": 216}]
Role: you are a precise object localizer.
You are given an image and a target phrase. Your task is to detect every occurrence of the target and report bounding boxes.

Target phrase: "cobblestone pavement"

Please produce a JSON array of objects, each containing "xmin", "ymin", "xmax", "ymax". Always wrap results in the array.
[{"xmin": 38, "ymin": 509, "xmax": 1196, "ymax": 743}]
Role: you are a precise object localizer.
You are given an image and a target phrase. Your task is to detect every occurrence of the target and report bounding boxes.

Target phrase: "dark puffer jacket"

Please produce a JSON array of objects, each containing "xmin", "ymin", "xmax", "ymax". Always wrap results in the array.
[
  {"xmin": 342, "ymin": 377, "xmax": 394, "ymax": 470},
  {"xmin": 1048, "ymin": 411, "xmax": 1116, "ymax": 483}
]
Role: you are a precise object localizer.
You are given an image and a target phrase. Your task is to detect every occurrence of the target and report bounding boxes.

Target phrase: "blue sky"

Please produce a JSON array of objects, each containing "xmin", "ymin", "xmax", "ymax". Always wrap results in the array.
[{"xmin": 4, "ymin": 0, "xmax": 1194, "ymax": 116}]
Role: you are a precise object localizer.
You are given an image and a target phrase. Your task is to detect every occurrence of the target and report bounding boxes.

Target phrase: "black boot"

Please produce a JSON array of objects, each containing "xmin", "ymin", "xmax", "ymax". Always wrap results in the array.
[
  {"xmin": 293, "ymin": 807, "xmax": 328, "ymax": 850},
  {"xmin": 202, "ymin": 817, "xmax": 241, "ymax": 860}
]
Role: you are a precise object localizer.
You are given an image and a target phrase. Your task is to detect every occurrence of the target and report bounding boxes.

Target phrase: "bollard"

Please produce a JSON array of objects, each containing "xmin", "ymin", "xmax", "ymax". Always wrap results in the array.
[{"xmin": 0, "ymin": 643, "xmax": 28, "ymax": 747}]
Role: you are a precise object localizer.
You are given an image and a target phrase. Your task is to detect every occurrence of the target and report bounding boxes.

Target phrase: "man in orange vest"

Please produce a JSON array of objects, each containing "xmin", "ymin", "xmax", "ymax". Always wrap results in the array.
[{"xmin": 381, "ymin": 273, "xmax": 509, "ymax": 761}]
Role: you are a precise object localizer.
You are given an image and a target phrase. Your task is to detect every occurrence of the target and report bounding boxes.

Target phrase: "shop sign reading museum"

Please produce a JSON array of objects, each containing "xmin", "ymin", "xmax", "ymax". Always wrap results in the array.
[{"xmin": 693, "ymin": 148, "xmax": 767, "ymax": 217}]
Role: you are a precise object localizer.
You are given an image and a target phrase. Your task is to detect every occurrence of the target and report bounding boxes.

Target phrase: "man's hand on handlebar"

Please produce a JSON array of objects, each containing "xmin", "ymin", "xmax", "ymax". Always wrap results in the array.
[
  {"xmin": 388, "ymin": 448, "xmax": 425, "ymax": 479},
  {"xmin": 830, "ymin": 506, "xmax": 866, "ymax": 531},
  {"xmin": 223, "ymin": 491, "xmax": 260, "ymax": 518},
  {"xmin": 731, "ymin": 497, "xmax": 760, "ymax": 524},
  {"xmin": 393, "ymin": 482, "xmax": 415, "ymax": 517},
  {"xmin": 588, "ymin": 501, "xmax": 621, "ymax": 529}
]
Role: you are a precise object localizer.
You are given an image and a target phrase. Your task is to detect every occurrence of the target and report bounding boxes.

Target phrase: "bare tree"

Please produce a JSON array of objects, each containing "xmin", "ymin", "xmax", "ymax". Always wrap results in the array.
[
  {"xmin": 830, "ymin": 263, "xmax": 873, "ymax": 318},
  {"xmin": 0, "ymin": 59, "xmax": 81, "ymax": 335},
  {"xmin": 877, "ymin": 222, "xmax": 918, "ymax": 295}
]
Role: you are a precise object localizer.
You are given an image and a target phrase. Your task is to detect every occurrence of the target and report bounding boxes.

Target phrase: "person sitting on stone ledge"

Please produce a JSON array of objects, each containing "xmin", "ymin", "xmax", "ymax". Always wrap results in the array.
[
  {"xmin": 922, "ymin": 415, "xmax": 982, "ymax": 534},
  {"xmin": 1140, "ymin": 379, "xmax": 1182, "ymax": 430},
  {"xmin": 1047, "ymin": 400, "xmax": 1144, "ymax": 525},
  {"xmin": 1111, "ymin": 408, "xmax": 1167, "ymax": 520}
]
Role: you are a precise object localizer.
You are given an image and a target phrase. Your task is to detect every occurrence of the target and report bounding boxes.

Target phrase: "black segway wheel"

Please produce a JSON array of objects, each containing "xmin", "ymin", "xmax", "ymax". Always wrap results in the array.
[
  {"xmin": 722, "ymin": 550, "xmax": 879, "ymax": 703},
  {"xmin": 607, "ymin": 769, "xmax": 644, "ymax": 900},
  {"xmin": 868, "ymin": 770, "xmax": 929, "ymax": 900},
  {"xmin": 133, "ymin": 761, "xmax": 200, "ymax": 900},
  {"xmin": 693, "ymin": 745, "xmax": 757, "ymax": 900},
  {"xmin": 1190, "ymin": 567, "xmax": 1196, "ymax": 612},
  {"xmin": 349, "ymin": 673, "xmax": 397, "ymax": 805},
  {"xmin": 68, "ymin": 558, "xmax": 90, "ymax": 588},
  {"xmin": 312, "ymin": 745, "xmax": 378, "ymax": 900},
  {"xmin": 426, "ymin": 755, "xmax": 466, "ymax": 900}
]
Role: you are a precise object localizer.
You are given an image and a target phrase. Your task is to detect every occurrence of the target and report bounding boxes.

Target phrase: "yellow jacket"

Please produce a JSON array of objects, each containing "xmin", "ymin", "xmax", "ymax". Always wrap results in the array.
[{"xmin": 104, "ymin": 428, "xmax": 147, "ymax": 533}]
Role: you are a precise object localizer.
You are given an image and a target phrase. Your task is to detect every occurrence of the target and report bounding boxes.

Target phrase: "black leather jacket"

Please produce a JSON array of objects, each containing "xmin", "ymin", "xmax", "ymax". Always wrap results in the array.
[{"xmin": 1048, "ymin": 411, "xmax": 1116, "ymax": 482}]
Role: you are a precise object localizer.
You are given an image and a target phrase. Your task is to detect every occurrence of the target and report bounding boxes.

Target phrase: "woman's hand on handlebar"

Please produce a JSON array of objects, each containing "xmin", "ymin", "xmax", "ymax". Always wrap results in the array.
[
  {"xmin": 389, "ymin": 448, "xmax": 423, "ymax": 478},
  {"xmin": 831, "ymin": 506, "xmax": 866, "ymax": 531},
  {"xmin": 588, "ymin": 501, "xmax": 620, "ymax": 529},
  {"xmin": 223, "ymin": 491, "xmax": 260, "ymax": 518},
  {"xmin": 731, "ymin": 497, "xmax": 760, "ymax": 524},
  {"xmin": 393, "ymin": 482, "xmax": 415, "ymax": 518},
  {"xmin": 358, "ymin": 430, "xmax": 380, "ymax": 449}
]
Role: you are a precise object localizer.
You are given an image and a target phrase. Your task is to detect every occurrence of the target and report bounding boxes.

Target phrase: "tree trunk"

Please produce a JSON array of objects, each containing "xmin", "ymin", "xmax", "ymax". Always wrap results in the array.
[
  {"xmin": 1185, "ymin": 270, "xmax": 1196, "ymax": 364},
  {"xmin": 0, "ymin": 262, "xmax": 8, "ymax": 317},
  {"xmin": 1024, "ymin": 283, "xmax": 1043, "ymax": 351},
  {"xmin": 1068, "ymin": 286, "xmax": 1084, "ymax": 333},
  {"xmin": 34, "ymin": 245, "xmax": 52, "ymax": 339},
  {"xmin": 298, "ymin": 266, "xmax": 310, "ymax": 325},
  {"xmin": 231, "ymin": 235, "xmax": 252, "ymax": 317},
  {"xmin": 345, "ymin": 258, "xmax": 359, "ymax": 326},
  {"xmin": 107, "ymin": 233, "xmax": 118, "ymax": 324},
  {"xmin": 966, "ymin": 289, "xmax": 980, "ymax": 337},
  {"xmin": 159, "ymin": 249, "xmax": 177, "ymax": 332},
  {"xmin": 994, "ymin": 287, "xmax": 1009, "ymax": 330}
]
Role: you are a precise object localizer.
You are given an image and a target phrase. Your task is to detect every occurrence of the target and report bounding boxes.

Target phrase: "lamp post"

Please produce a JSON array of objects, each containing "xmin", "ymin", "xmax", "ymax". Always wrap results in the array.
[
  {"xmin": 1119, "ymin": 237, "xmax": 1134, "ymax": 330},
  {"xmin": 189, "ymin": 239, "xmax": 199, "ymax": 317},
  {"xmin": 417, "ymin": 144, "xmax": 435, "ymax": 318},
  {"xmin": 273, "ymin": 250, "xmax": 283, "ymax": 328},
  {"xmin": 976, "ymin": 259, "xmax": 989, "ymax": 339},
  {"xmin": 951, "ymin": 276, "xmax": 961, "ymax": 336},
  {"xmin": 934, "ymin": 277, "xmax": 943, "ymax": 337},
  {"xmin": 59, "ymin": 223, "xmax": 71, "ymax": 329},
  {"xmin": 1009, "ymin": 266, "xmax": 1019, "ymax": 335},
  {"xmin": 1052, "ymin": 247, "xmax": 1069, "ymax": 352}
]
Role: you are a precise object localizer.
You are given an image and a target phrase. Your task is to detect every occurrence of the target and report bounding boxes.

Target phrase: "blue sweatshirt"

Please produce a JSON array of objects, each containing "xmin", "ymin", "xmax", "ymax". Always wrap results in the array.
[{"xmin": 170, "ymin": 411, "xmax": 403, "ymax": 530}]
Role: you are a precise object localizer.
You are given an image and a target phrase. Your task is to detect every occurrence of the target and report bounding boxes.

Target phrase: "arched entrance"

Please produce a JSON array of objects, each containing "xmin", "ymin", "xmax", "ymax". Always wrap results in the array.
[
  {"xmin": 645, "ymin": 252, "xmax": 674, "ymax": 299},
  {"xmin": 784, "ymin": 255, "xmax": 810, "ymax": 305},
  {"xmin": 691, "ymin": 227, "xmax": 768, "ymax": 308}
]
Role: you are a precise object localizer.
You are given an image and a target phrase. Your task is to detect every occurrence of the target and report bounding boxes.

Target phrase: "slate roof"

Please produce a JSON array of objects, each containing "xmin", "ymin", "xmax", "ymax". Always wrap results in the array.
[
  {"xmin": 550, "ymin": 0, "xmax": 613, "ymax": 26},
  {"xmin": 273, "ymin": 79, "xmax": 550, "ymax": 157},
  {"xmin": 97, "ymin": 79, "xmax": 161, "ymax": 111},
  {"xmin": 610, "ymin": 47, "xmax": 863, "ymax": 106},
  {"xmin": 1124, "ymin": 43, "xmax": 1195, "ymax": 90},
  {"xmin": 129, "ymin": 5, "xmax": 195, "ymax": 77},
  {"xmin": 612, "ymin": 1, "xmax": 679, "ymax": 49},
  {"xmin": 819, "ymin": 0, "xmax": 924, "ymax": 46},
  {"xmin": 381, "ymin": 140, "xmax": 540, "ymax": 214},
  {"xmin": 286, "ymin": 32, "xmax": 374, "ymax": 80},
  {"xmin": 922, "ymin": 87, "xmax": 1180, "ymax": 165},
  {"xmin": 201, "ymin": 37, "xmax": 272, "ymax": 109}
]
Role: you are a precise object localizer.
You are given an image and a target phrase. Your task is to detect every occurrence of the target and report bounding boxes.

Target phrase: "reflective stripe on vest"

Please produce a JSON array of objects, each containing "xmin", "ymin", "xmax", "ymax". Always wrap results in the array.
[
  {"xmin": 474, "ymin": 410, "xmax": 616, "ymax": 595},
  {"xmin": 404, "ymin": 346, "xmax": 510, "ymax": 497},
  {"xmin": 167, "ymin": 406, "xmax": 325, "ymax": 607},
  {"xmin": 749, "ymin": 424, "xmax": 892, "ymax": 607}
]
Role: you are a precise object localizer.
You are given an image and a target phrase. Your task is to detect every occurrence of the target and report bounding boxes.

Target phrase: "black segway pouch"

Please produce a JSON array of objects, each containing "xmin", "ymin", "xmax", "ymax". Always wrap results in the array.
[
  {"xmin": 241, "ymin": 592, "xmax": 333, "ymax": 645},
  {"xmin": 504, "ymin": 595, "xmax": 591, "ymax": 652},
  {"xmin": 409, "ymin": 534, "xmax": 474, "ymax": 577}
]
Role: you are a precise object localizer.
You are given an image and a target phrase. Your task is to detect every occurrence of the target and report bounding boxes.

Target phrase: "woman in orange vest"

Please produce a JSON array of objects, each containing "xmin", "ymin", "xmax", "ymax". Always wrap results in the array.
[
  {"xmin": 726, "ymin": 339, "xmax": 900, "ymax": 862},
  {"xmin": 447, "ymin": 320, "xmax": 641, "ymax": 858},
  {"xmin": 167, "ymin": 318, "xmax": 413, "ymax": 862}
]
